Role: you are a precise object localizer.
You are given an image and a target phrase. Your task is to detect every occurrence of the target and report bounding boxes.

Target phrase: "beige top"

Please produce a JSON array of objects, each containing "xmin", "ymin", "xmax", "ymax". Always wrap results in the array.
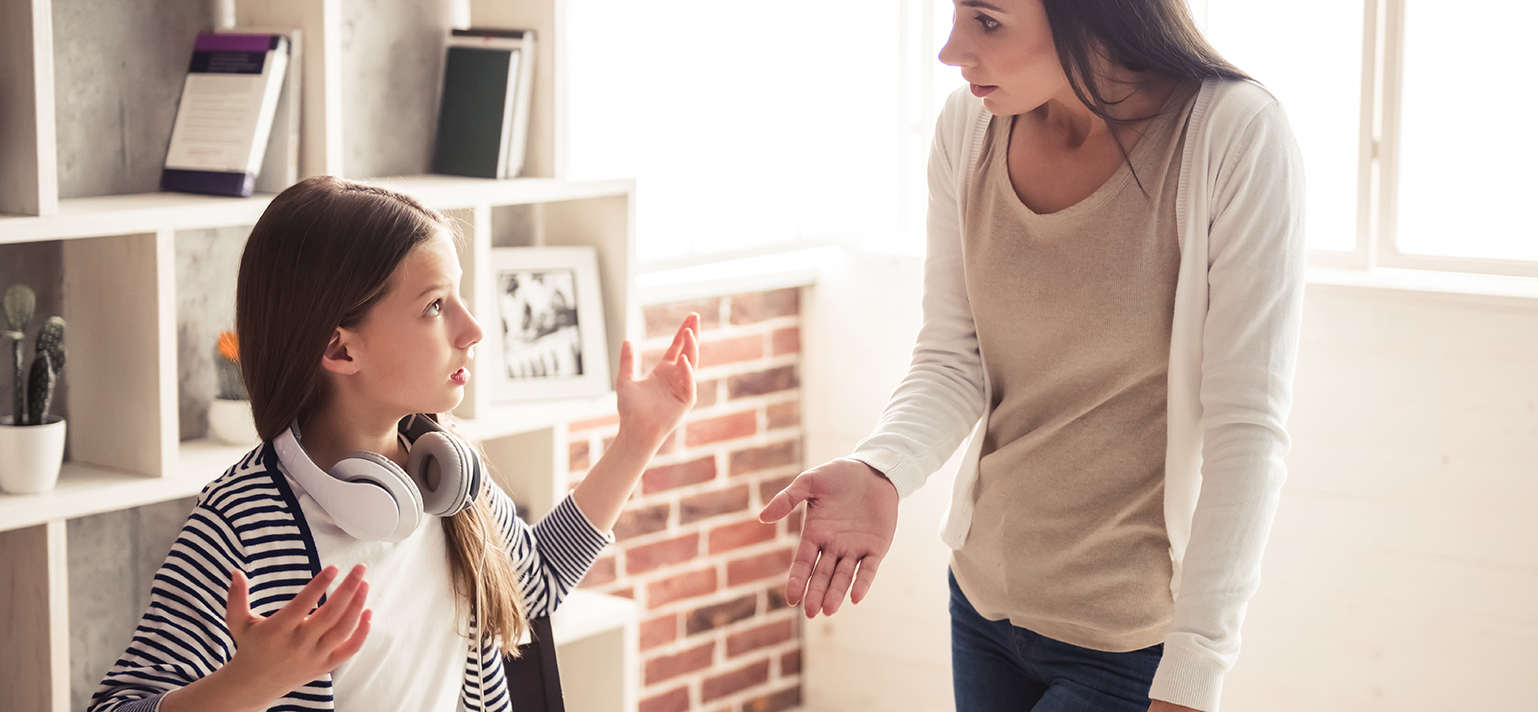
[{"xmin": 951, "ymin": 84, "xmax": 1198, "ymax": 652}]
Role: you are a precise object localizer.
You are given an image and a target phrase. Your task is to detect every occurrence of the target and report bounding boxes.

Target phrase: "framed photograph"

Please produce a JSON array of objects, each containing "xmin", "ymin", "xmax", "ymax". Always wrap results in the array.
[{"xmin": 488, "ymin": 246, "xmax": 609, "ymax": 401}]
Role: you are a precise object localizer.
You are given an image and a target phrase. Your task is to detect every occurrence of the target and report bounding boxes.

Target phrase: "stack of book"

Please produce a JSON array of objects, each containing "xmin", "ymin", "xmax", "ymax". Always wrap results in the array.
[{"xmin": 432, "ymin": 28, "xmax": 537, "ymax": 179}]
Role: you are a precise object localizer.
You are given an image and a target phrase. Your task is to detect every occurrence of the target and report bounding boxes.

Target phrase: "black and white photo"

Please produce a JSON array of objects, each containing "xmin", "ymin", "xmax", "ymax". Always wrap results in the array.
[{"xmin": 488, "ymin": 246, "xmax": 608, "ymax": 400}]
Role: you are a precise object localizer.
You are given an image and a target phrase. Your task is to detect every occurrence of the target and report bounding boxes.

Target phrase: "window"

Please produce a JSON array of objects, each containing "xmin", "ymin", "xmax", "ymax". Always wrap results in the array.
[{"xmin": 1199, "ymin": 0, "xmax": 1538, "ymax": 276}]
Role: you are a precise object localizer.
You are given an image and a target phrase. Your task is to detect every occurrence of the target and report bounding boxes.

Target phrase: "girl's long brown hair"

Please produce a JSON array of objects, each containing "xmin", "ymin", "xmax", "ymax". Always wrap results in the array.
[{"xmin": 236, "ymin": 175, "xmax": 527, "ymax": 649}]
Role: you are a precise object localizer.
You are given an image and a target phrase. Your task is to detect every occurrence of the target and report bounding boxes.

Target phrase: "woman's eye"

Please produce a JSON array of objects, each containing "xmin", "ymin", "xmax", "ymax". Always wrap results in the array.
[
  {"xmin": 427, "ymin": 299, "xmax": 443, "ymax": 316},
  {"xmin": 975, "ymin": 13, "xmax": 1000, "ymax": 32}
]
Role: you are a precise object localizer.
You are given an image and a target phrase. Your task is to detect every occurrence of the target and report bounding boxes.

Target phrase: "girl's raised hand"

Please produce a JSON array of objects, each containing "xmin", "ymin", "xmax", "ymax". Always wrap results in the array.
[
  {"xmin": 224, "ymin": 565, "xmax": 372, "ymax": 699},
  {"xmin": 615, "ymin": 313, "xmax": 699, "ymax": 448}
]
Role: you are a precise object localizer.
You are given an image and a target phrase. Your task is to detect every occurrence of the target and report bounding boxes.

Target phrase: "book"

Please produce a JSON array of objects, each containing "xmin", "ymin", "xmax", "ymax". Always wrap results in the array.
[
  {"xmin": 220, "ymin": 27, "xmax": 303, "ymax": 195},
  {"xmin": 162, "ymin": 33, "xmax": 290, "ymax": 198},
  {"xmin": 432, "ymin": 28, "xmax": 536, "ymax": 179}
]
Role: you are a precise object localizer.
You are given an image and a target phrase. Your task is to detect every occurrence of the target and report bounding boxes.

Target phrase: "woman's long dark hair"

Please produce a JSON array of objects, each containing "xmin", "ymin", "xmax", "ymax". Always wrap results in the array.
[
  {"xmin": 1043, "ymin": 0, "xmax": 1250, "ymax": 126},
  {"xmin": 236, "ymin": 175, "xmax": 528, "ymax": 650}
]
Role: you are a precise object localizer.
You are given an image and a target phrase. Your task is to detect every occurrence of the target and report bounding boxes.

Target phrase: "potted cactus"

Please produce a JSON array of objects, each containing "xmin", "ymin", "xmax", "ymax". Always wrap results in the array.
[
  {"xmin": 0, "ymin": 284, "xmax": 68, "ymax": 494},
  {"xmin": 207, "ymin": 330, "xmax": 257, "ymax": 445}
]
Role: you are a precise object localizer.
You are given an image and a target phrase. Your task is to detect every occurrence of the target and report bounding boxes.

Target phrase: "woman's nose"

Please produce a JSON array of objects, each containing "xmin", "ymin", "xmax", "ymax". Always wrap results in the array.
[{"xmin": 938, "ymin": 18, "xmax": 968, "ymax": 67}]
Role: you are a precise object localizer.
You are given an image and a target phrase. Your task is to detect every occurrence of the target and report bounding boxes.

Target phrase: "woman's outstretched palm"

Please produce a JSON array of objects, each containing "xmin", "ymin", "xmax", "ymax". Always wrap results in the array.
[{"xmin": 759, "ymin": 458, "xmax": 899, "ymax": 617}]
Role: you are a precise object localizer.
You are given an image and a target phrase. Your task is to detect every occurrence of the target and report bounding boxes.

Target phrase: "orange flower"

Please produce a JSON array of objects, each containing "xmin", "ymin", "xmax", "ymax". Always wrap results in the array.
[{"xmin": 217, "ymin": 331, "xmax": 240, "ymax": 363}]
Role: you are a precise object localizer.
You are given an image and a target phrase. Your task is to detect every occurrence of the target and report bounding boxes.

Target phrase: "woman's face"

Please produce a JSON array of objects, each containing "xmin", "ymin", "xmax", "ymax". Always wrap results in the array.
[
  {"xmin": 939, "ymin": 0, "xmax": 1071, "ymax": 116},
  {"xmin": 344, "ymin": 230, "xmax": 483, "ymax": 416}
]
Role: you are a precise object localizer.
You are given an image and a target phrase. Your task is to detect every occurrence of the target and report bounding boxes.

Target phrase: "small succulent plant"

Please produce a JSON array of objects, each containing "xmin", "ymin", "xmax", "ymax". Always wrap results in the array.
[
  {"xmin": 215, "ymin": 330, "xmax": 247, "ymax": 401},
  {"xmin": 3, "ymin": 284, "xmax": 66, "ymax": 426}
]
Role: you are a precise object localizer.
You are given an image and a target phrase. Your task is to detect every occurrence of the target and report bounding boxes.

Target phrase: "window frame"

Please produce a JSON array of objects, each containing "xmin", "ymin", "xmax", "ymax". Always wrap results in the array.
[{"xmin": 1334, "ymin": 0, "xmax": 1538, "ymax": 277}]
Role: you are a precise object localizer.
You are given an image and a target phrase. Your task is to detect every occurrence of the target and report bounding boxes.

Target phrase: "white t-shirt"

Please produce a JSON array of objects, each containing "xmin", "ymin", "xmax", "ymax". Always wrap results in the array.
[{"xmin": 282, "ymin": 460, "xmax": 473, "ymax": 712}]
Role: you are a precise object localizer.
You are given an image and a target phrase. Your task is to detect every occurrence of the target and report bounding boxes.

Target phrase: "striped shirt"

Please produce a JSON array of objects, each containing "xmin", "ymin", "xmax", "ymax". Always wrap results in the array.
[{"xmin": 88, "ymin": 442, "xmax": 611, "ymax": 712}]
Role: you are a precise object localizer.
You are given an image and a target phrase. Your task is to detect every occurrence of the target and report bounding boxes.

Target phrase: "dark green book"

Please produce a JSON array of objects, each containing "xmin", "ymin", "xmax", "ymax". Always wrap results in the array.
[{"xmin": 432, "ymin": 29, "xmax": 535, "ymax": 179}]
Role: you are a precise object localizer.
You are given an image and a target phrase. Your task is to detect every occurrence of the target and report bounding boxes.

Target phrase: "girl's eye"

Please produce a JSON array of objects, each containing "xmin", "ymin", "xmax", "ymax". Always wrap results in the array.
[
  {"xmin": 975, "ymin": 13, "xmax": 1000, "ymax": 32},
  {"xmin": 427, "ymin": 299, "xmax": 443, "ymax": 316}
]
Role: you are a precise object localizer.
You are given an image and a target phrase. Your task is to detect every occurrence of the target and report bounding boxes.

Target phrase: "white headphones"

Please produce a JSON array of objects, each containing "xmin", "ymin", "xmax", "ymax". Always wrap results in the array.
[{"xmin": 274, "ymin": 414, "xmax": 484, "ymax": 542}]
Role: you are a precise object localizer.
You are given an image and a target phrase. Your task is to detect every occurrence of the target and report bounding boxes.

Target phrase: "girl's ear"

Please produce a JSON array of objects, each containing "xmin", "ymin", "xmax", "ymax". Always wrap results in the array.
[{"xmin": 321, "ymin": 327, "xmax": 361, "ymax": 375}]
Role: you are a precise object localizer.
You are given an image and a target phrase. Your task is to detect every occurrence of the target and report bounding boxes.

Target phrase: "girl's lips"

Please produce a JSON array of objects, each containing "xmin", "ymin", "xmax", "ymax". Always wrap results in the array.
[
  {"xmin": 450, "ymin": 368, "xmax": 469, "ymax": 385},
  {"xmin": 970, "ymin": 83, "xmax": 996, "ymax": 98}
]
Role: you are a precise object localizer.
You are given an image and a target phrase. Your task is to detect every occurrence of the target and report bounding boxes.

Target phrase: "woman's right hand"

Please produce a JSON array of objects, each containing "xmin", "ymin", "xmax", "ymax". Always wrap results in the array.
[
  {"xmin": 161, "ymin": 564, "xmax": 372, "ymax": 712},
  {"xmin": 759, "ymin": 458, "xmax": 899, "ymax": 618}
]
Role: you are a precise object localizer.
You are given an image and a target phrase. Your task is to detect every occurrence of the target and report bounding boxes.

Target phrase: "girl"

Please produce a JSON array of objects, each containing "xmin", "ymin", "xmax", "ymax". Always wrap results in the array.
[
  {"xmin": 89, "ymin": 176, "xmax": 699, "ymax": 712},
  {"xmin": 762, "ymin": 1, "xmax": 1304, "ymax": 711}
]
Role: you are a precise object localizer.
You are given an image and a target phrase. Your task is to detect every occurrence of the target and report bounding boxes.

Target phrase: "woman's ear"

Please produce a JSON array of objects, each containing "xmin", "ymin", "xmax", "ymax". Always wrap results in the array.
[{"xmin": 321, "ymin": 327, "xmax": 361, "ymax": 375}]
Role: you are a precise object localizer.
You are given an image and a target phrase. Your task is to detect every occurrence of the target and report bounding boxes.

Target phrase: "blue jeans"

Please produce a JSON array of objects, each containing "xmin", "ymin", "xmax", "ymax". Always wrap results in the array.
[{"xmin": 950, "ymin": 569, "xmax": 1163, "ymax": 712}]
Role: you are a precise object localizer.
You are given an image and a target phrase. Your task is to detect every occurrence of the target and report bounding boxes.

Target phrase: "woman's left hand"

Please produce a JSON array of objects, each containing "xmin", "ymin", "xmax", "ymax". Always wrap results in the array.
[
  {"xmin": 1149, "ymin": 701, "xmax": 1201, "ymax": 712},
  {"xmin": 614, "ymin": 313, "xmax": 699, "ymax": 449}
]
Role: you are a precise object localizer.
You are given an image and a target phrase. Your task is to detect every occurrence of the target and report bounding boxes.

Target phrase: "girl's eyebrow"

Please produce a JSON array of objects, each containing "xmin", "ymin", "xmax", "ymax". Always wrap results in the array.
[{"xmin": 415, "ymin": 282, "xmax": 451, "ymax": 299}]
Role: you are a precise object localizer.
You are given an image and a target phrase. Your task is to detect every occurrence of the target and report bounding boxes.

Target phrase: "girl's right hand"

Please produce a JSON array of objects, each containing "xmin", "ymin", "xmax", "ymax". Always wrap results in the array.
[{"xmin": 222, "ymin": 565, "xmax": 373, "ymax": 700}]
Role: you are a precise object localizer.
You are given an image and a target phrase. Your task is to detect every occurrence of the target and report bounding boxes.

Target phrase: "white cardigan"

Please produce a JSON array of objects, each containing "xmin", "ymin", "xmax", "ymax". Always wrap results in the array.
[{"xmin": 849, "ymin": 79, "xmax": 1306, "ymax": 711}]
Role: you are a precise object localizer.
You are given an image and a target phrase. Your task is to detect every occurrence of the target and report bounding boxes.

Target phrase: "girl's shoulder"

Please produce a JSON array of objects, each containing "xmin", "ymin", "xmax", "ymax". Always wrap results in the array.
[{"xmin": 193, "ymin": 442, "xmax": 297, "ymax": 519}]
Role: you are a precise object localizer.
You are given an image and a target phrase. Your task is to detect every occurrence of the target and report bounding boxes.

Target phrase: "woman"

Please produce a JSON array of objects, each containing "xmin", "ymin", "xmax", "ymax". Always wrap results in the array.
[{"xmin": 760, "ymin": 1, "xmax": 1304, "ymax": 711}]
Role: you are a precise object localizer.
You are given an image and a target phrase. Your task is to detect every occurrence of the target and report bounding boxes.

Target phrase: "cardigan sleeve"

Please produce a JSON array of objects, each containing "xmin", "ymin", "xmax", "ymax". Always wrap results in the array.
[
  {"xmin": 847, "ymin": 86, "xmax": 989, "ymax": 499},
  {"xmin": 488, "ymin": 486, "xmax": 612, "ymax": 617},
  {"xmin": 1149, "ymin": 97, "xmax": 1307, "ymax": 711}
]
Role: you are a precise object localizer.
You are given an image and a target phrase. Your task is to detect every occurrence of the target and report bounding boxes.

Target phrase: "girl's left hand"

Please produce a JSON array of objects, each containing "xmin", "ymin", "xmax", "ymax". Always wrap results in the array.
[{"xmin": 615, "ymin": 313, "xmax": 699, "ymax": 448}]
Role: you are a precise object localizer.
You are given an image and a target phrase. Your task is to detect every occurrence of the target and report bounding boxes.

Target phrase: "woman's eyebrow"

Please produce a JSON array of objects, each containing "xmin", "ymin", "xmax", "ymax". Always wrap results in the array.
[{"xmin": 959, "ymin": 1, "xmax": 1006, "ymax": 11}]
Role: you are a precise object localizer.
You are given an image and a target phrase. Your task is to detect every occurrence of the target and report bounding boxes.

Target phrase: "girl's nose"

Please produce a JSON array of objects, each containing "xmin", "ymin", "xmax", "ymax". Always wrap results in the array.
[{"xmin": 457, "ymin": 300, "xmax": 484, "ymax": 349}]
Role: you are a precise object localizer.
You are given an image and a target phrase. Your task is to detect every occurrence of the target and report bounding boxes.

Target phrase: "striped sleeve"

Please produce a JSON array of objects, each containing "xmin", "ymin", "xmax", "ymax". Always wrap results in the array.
[
  {"xmin": 487, "ymin": 486, "xmax": 612, "ymax": 617},
  {"xmin": 88, "ymin": 449, "xmax": 334, "ymax": 712}
]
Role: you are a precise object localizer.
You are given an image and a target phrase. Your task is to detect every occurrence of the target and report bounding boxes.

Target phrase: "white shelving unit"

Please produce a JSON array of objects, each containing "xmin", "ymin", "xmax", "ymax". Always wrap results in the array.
[{"xmin": 0, "ymin": 1, "xmax": 639, "ymax": 710}]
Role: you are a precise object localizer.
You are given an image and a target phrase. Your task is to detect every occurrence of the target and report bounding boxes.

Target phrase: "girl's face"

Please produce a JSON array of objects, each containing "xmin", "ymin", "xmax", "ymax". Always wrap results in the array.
[
  {"xmin": 939, "ymin": 0, "xmax": 1071, "ymax": 116},
  {"xmin": 342, "ymin": 231, "xmax": 483, "ymax": 416}
]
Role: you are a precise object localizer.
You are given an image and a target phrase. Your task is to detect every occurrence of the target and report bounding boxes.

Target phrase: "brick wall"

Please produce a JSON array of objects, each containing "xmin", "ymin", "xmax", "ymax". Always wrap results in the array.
[{"xmin": 568, "ymin": 288, "xmax": 805, "ymax": 712}]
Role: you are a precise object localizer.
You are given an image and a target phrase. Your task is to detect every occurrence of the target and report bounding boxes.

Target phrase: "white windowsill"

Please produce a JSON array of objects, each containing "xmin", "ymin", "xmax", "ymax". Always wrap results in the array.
[{"xmin": 1306, "ymin": 265, "xmax": 1538, "ymax": 305}]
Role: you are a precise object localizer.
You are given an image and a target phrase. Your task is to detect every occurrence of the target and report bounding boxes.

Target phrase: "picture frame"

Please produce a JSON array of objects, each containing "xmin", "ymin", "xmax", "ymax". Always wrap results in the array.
[{"xmin": 486, "ymin": 246, "xmax": 609, "ymax": 401}]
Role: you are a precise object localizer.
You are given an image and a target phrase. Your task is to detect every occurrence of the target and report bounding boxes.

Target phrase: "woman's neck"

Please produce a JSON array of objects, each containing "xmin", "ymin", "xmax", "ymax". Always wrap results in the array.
[{"xmin": 297, "ymin": 399, "xmax": 407, "ymax": 472}]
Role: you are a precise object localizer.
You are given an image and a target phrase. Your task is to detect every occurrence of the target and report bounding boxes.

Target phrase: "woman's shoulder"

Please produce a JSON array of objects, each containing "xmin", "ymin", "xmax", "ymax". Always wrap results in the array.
[
  {"xmin": 1198, "ymin": 78, "xmax": 1289, "ymax": 134},
  {"xmin": 936, "ymin": 85, "xmax": 988, "ymax": 142}
]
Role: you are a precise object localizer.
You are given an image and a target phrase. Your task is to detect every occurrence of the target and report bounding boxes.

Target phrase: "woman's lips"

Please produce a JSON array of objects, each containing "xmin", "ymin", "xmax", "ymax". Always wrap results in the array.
[
  {"xmin": 451, "ymin": 368, "xmax": 469, "ymax": 385},
  {"xmin": 970, "ymin": 83, "xmax": 996, "ymax": 98}
]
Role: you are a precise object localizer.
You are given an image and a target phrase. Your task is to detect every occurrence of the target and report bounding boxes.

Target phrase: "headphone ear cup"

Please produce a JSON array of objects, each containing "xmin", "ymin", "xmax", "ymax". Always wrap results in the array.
[
  {"xmin": 406, "ymin": 432, "xmax": 478, "ymax": 517},
  {"xmin": 334, "ymin": 451, "xmax": 424, "ymax": 542}
]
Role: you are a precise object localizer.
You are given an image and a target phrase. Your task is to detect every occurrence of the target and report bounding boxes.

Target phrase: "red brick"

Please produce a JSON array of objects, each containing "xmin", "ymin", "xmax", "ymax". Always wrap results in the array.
[
  {"xmin": 695, "ymin": 378, "xmax": 719, "ymax": 408},
  {"xmin": 614, "ymin": 503, "xmax": 671, "ymax": 541},
  {"xmin": 728, "ymin": 365, "xmax": 799, "ymax": 399},
  {"xmin": 639, "ymin": 686, "xmax": 690, "ymax": 712},
  {"xmin": 702, "ymin": 660, "xmax": 771, "ymax": 702},
  {"xmin": 642, "ymin": 456, "xmax": 717, "ymax": 495},
  {"xmin": 780, "ymin": 649, "xmax": 801, "ymax": 675},
  {"xmin": 728, "ymin": 548, "xmax": 795, "ymax": 587},
  {"xmin": 700, "ymin": 334, "xmax": 764, "ymax": 368},
  {"xmin": 766, "ymin": 586, "xmax": 789, "ymax": 612},
  {"xmin": 645, "ymin": 299, "xmax": 721, "ymax": 338},
  {"xmin": 685, "ymin": 594, "xmax": 758, "ymax": 635},
  {"xmin": 609, "ymin": 586, "xmax": 636, "ymax": 600},
  {"xmin": 708, "ymin": 518, "xmax": 777, "ymax": 554},
  {"xmin": 744, "ymin": 686, "xmax": 801, "ymax": 712},
  {"xmin": 730, "ymin": 439, "xmax": 801, "ymax": 477},
  {"xmin": 569, "ymin": 440, "xmax": 590, "ymax": 472},
  {"xmin": 757, "ymin": 475, "xmax": 795, "ymax": 506},
  {"xmin": 680, "ymin": 484, "xmax": 750, "ymax": 524},
  {"xmin": 726, "ymin": 619, "xmax": 794, "ymax": 657},
  {"xmin": 647, "ymin": 568, "xmax": 718, "ymax": 609},
  {"xmin": 685, "ymin": 410, "xmax": 757, "ymax": 447},
  {"xmin": 580, "ymin": 555, "xmax": 617, "ymax": 588},
  {"xmin": 641, "ymin": 613, "xmax": 678, "ymax": 651},
  {"xmin": 644, "ymin": 641, "xmax": 715, "ymax": 685},
  {"xmin": 766, "ymin": 401, "xmax": 800, "ymax": 429},
  {"xmin": 729, "ymin": 288, "xmax": 799, "ymax": 325},
  {"xmin": 626, "ymin": 533, "xmax": 701, "ymax": 576},
  {"xmin": 569, "ymin": 413, "xmax": 620, "ymax": 432},
  {"xmin": 771, "ymin": 327, "xmax": 800, "ymax": 356}
]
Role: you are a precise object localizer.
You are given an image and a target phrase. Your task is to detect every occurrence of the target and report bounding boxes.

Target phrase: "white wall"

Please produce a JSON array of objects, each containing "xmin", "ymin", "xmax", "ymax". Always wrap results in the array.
[{"xmin": 800, "ymin": 256, "xmax": 1538, "ymax": 712}]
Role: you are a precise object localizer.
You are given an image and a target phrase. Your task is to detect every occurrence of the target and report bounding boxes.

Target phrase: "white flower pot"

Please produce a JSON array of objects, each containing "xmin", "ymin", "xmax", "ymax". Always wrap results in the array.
[
  {"xmin": 208, "ymin": 398, "xmax": 259, "ymax": 446},
  {"xmin": 0, "ymin": 415, "xmax": 67, "ymax": 495}
]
